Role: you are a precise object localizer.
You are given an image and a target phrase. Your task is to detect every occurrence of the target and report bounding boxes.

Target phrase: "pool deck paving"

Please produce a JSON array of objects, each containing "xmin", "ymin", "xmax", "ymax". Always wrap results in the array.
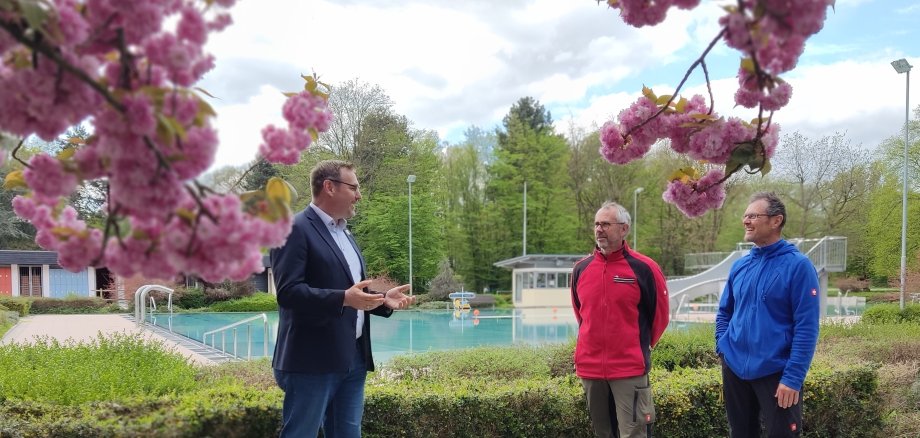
[{"xmin": 1, "ymin": 314, "xmax": 223, "ymax": 365}]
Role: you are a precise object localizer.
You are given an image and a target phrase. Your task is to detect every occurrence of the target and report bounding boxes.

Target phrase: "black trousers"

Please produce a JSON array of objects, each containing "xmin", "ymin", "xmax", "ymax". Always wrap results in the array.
[{"xmin": 721, "ymin": 362, "xmax": 803, "ymax": 438}]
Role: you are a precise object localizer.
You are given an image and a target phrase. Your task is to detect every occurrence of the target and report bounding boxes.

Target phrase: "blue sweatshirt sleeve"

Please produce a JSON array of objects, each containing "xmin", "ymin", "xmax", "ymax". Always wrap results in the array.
[
  {"xmin": 780, "ymin": 258, "xmax": 821, "ymax": 390},
  {"xmin": 715, "ymin": 271, "xmax": 735, "ymax": 354}
]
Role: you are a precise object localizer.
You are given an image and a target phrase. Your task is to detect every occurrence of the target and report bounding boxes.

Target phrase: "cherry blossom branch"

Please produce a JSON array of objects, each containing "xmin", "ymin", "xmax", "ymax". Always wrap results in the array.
[
  {"xmin": 0, "ymin": 20, "xmax": 125, "ymax": 112},
  {"xmin": 11, "ymin": 138, "xmax": 29, "ymax": 167},
  {"xmin": 626, "ymin": 28, "xmax": 726, "ymax": 137}
]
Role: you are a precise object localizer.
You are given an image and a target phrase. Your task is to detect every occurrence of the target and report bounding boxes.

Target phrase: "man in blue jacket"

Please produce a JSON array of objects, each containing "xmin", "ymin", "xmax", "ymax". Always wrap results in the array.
[{"xmin": 716, "ymin": 192, "xmax": 820, "ymax": 437}]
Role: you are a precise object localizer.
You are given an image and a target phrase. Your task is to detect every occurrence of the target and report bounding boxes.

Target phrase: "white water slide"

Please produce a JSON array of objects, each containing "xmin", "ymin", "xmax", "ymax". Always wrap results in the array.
[{"xmin": 667, "ymin": 236, "xmax": 848, "ymax": 318}]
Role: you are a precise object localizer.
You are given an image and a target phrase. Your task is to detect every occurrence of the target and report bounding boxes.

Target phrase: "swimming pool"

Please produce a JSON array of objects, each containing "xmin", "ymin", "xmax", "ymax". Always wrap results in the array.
[{"xmin": 147, "ymin": 307, "xmax": 580, "ymax": 363}]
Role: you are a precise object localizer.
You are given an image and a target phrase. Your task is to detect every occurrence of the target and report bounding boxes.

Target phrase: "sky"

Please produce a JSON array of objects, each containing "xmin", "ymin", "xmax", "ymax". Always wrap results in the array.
[{"xmin": 200, "ymin": 0, "xmax": 920, "ymax": 169}]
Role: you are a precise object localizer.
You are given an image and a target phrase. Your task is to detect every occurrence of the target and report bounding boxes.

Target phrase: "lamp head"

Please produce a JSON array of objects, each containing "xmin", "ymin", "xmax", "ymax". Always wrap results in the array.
[
  {"xmin": 634, "ymin": 187, "xmax": 644, "ymax": 194},
  {"xmin": 407, "ymin": 175, "xmax": 416, "ymax": 183},
  {"xmin": 891, "ymin": 58, "xmax": 912, "ymax": 74}
]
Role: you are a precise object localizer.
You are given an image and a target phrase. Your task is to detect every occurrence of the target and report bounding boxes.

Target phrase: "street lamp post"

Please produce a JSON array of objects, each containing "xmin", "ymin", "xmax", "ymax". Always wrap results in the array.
[
  {"xmin": 891, "ymin": 58, "xmax": 912, "ymax": 311},
  {"xmin": 407, "ymin": 174, "xmax": 416, "ymax": 296},
  {"xmin": 633, "ymin": 187, "xmax": 644, "ymax": 249}
]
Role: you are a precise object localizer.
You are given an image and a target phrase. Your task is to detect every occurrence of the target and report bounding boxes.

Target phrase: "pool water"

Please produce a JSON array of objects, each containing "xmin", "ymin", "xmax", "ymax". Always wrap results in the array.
[{"xmin": 148, "ymin": 308, "xmax": 580, "ymax": 363}]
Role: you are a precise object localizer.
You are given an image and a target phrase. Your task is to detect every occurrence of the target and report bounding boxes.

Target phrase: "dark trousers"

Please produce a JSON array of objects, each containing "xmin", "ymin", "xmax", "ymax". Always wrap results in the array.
[
  {"xmin": 721, "ymin": 362, "xmax": 803, "ymax": 438},
  {"xmin": 274, "ymin": 340, "xmax": 368, "ymax": 438}
]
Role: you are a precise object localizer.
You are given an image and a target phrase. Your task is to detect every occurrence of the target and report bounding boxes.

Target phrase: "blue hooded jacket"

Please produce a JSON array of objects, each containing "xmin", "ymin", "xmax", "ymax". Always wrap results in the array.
[{"xmin": 715, "ymin": 239, "xmax": 820, "ymax": 390}]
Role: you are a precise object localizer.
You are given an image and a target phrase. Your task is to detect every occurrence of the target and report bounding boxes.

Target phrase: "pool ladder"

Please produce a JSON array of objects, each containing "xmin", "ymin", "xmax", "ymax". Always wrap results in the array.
[{"xmin": 202, "ymin": 313, "xmax": 270, "ymax": 360}]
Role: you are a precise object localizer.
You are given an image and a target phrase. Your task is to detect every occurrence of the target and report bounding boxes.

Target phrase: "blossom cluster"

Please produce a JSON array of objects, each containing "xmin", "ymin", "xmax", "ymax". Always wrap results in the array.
[
  {"xmin": 259, "ymin": 90, "xmax": 333, "ymax": 165},
  {"xmin": 662, "ymin": 168, "xmax": 726, "ymax": 218},
  {"xmin": 600, "ymin": 91, "xmax": 778, "ymax": 213},
  {"xmin": 1, "ymin": 0, "xmax": 319, "ymax": 281},
  {"xmin": 600, "ymin": 0, "xmax": 833, "ymax": 216},
  {"xmin": 605, "ymin": 0, "xmax": 702, "ymax": 28}
]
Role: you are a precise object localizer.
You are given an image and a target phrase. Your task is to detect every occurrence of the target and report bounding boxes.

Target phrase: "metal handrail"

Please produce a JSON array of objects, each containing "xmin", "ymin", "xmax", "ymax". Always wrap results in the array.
[
  {"xmin": 202, "ymin": 313, "xmax": 269, "ymax": 360},
  {"xmin": 134, "ymin": 285, "xmax": 174, "ymax": 326}
]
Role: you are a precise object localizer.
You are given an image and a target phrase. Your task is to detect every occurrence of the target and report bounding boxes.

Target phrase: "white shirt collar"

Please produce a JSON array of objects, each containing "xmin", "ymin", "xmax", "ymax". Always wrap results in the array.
[{"xmin": 310, "ymin": 203, "xmax": 347, "ymax": 232}]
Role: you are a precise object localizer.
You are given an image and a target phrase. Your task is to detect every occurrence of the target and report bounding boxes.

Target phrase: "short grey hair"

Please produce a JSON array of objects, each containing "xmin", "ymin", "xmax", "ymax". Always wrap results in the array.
[
  {"xmin": 599, "ymin": 201, "xmax": 631, "ymax": 226},
  {"xmin": 750, "ymin": 191, "xmax": 786, "ymax": 228}
]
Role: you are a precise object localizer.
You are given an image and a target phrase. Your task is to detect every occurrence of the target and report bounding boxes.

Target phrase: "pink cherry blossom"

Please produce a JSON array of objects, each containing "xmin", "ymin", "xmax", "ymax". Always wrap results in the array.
[
  {"xmin": 24, "ymin": 154, "xmax": 78, "ymax": 198},
  {"xmin": 662, "ymin": 169, "xmax": 727, "ymax": 217}
]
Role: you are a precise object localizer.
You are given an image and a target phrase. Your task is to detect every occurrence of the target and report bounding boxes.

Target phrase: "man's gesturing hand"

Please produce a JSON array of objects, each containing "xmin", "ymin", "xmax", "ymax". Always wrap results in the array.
[
  {"xmin": 383, "ymin": 284, "xmax": 415, "ymax": 310},
  {"xmin": 344, "ymin": 279, "xmax": 385, "ymax": 311}
]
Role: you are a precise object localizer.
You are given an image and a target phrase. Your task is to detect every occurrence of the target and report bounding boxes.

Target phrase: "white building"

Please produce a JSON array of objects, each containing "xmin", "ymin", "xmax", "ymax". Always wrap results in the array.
[{"xmin": 494, "ymin": 254, "xmax": 588, "ymax": 308}]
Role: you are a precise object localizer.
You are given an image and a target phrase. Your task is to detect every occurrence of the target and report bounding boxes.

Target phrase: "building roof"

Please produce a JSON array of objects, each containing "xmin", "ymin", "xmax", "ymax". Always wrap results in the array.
[
  {"xmin": 493, "ymin": 254, "xmax": 589, "ymax": 270},
  {"xmin": 0, "ymin": 250, "xmax": 62, "ymax": 267}
]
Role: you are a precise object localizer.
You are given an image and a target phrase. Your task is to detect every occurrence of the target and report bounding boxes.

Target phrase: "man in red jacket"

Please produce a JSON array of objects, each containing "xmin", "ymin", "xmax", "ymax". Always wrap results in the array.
[{"xmin": 571, "ymin": 201, "xmax": 670, "ymax": 438}]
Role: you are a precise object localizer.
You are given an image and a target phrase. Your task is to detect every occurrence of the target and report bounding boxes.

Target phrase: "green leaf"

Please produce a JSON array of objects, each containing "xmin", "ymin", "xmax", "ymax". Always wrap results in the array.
[
  {"xmin": 740, "ymin": 58, "xmax": 755, "ymax": 73},
  {"xmin": 56, "ymin": 147, "xmax": 75, "ymax": 160},
  {"xmin": 3, "ymin": 169, "xmax": 26, "ymax": 190},
  {"xmin": 642, "ymin": 85, "xmax": 656, "ymax": 102},
  {"xmin": 193, "ymin": 87, "xmax": 218, "ymax": 99},
  {"xmin": 667, "ymin": 167, "xmax": 699, "ymax": 183},
  {"xmin": 156, "ymin": 114, "xmax": 187, "ymax": 143},
  {"xmin": 265, "ymin": 177, "xmax": 292, "ymax": 206},
  {"xmin": 19, "ymin": 0, "xmax": 50, "ymax": 32},
  {"xmin": 675, "ymin": 97, "xmax": 689, "ymax": 113},
  {"xmin": 656, "ymin": 94, "xmax": 672, "ymax": 106},
  {"xmin": 760, "ymin": 158, "xmax": 772, "ymax": 176}
]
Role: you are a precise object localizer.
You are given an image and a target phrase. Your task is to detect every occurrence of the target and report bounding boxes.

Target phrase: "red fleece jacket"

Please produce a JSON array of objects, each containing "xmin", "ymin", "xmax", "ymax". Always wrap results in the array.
[{"xmin": 570, "ymin": 244, "xmax": 670, "ymax": 379}]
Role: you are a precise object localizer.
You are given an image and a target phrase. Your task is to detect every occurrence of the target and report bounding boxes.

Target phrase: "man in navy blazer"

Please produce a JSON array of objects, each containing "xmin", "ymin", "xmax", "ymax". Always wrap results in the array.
[{"xmin": 271, "ymin": 159, "xmax": 415, "ymax": 438}]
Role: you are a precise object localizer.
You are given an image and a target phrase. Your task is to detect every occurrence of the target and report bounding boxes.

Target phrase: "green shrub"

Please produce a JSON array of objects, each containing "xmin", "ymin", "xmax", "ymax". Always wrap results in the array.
[
  {"xmin": 0, "ymin": 333, "xmax": 197, "ymax": 405},
  {"xmin": 0, "ymin": 296, "xmax": 31, "ymax": 316},
  {"xmin": 652, "ymin": 324, "xmax": 719, "ymax": 371},
  {"xmin": 208, "ymin": 292, "xmax": 278, "ymax": 312},
  {"xmin": 415, "ymin": 300, "xmax": 450, "ymax": 310},
  {"xmin": 28, "ymin": 296, "xmax": 121, "ymax": 314},
  {"xmin": 805, "ymin": 364, "xmax": 884, "ymax": 437},
  {"xmin": 171, "ymin": 287, "xmax": 207, "ymax": 309},
  {"xmin": 0, "ymin": 385, "xmax": 283, "ymax": 438},
  {"xmin": 382, "ymin": 345, "xmax": 555, "ymax": 381},
  {"xmin": 203, "ymin": 280, "xmax": 256, "ymax": 304},
  {"xmin": 862, "ymin": 303, "xmax": 920, "ymax": 324},
  {"xmin": 363, "ymin": 362, "xmax": 881, "ymax": 438}
]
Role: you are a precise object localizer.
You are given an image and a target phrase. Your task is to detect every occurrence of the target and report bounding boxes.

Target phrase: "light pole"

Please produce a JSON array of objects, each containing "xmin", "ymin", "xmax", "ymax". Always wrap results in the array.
[
  {"xmin": 407, "ymin": 174, "xmax": 416, "ymax": 295},
  {"xmin": 633, "ymin": 187, "xmax": 644, "ymax": 249},
  {"xmin": 891, "ymin": 58, "xmax": 912, "ymax": 311}
]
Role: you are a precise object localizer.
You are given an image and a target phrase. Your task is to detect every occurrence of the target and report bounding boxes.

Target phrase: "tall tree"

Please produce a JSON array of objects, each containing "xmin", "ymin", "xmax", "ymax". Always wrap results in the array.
[
  {"xmin": 317, "ymin": 78, "xmax": 393, "ymax": 161},
  {"xmin": 878, "ymin": 104, "xmax": 920, "ymax": 191},
  {"xmin": 487, "ymin": 97, "xmax": 580, "ymax": 287},
  {"xmin": 771, "ymin": 132, "xmax": 863, "ymax": 238},
  {"xmin": 442, "ymin": 138, "xmax": 493, "ymax": 292}
]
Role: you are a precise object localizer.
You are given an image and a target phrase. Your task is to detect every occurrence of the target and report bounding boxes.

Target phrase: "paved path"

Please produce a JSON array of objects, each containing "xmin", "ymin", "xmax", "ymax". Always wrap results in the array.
[{"xmin": 1, "ymin": 314, "xmax": 216, "ymax": 365}]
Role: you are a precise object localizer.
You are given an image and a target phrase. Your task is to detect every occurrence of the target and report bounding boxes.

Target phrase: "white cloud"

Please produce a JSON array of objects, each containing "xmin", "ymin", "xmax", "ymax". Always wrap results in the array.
[{"xmin": 200, "ymin": 0, "xmax": 916, "ymax": 168}]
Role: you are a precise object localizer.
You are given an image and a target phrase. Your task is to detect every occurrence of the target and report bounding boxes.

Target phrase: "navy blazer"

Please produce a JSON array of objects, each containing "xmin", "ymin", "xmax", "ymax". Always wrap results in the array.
[{"xmin": 270, "ymin": 206, "xmax": 392, "ymax": 373}]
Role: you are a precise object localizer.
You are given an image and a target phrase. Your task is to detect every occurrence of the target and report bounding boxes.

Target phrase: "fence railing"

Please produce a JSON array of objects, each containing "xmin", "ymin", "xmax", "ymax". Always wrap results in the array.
[{"xmin": 202, "ymin": 313, "xmax": 270, "ymax": 360}]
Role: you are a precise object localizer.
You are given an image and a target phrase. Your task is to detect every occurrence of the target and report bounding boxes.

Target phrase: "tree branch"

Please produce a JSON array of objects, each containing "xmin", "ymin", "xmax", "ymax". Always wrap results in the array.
[{"xmin": 627, "ymin": 28, "xmax": 727, "ymax": 136}]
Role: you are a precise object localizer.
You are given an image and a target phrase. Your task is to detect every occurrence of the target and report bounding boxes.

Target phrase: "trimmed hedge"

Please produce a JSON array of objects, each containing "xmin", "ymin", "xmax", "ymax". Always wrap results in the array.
[
  {"xmin": 208, "ymin": 292, "xmax": 278, "ymax": 312},
  {"xmin": 28, "ymin": 297, "xmax": 122, "ymax": 315},
  {"xmin": 362, "ymin": 363, "xmax": 880, "ymax": 438},
  {"xmin": 0, "ymin": 296, "xmax": 31, "ymax": 316},
  {"xmin": 0, "ymin": 386, "xmax": 283, "ymax": 438}
]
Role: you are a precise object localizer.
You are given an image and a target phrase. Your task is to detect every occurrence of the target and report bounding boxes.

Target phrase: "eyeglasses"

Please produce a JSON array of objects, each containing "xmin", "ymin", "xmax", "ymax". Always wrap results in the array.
[
  {"xmin": 327, "ymin": 179, "xmax": 360, "ymax": 191},
  {"xmin": 742, "ymin": 213, "xmax": 775, "ymax": 221},
  {"xmin": 594, "ymin": 222, "xmax": 626, "ymax": 230}
]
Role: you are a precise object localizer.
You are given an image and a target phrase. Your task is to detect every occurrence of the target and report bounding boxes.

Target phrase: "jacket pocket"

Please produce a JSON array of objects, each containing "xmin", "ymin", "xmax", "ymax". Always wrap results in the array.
[{"xmin": 633, "ymin": 385, "xmax": 656, "ymax": 424}]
